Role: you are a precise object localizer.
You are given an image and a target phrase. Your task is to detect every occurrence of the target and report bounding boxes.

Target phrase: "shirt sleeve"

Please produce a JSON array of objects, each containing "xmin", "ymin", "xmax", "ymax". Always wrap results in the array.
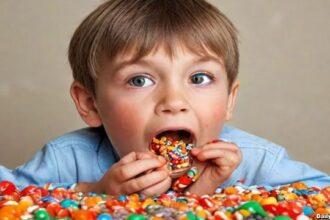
[
  {"xmin": 0, "ymin": 143, "xmax": 63, "ymax": 189},
  {"xmin": 262, "ymin": 147, "xmax": 330, "ymax": 188}
]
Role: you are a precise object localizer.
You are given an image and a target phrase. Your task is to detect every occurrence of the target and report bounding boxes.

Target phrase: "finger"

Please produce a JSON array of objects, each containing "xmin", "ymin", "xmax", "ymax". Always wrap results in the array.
[
  {"xmin": 115, "ymin": 158, "xmax": 165, "ymax": 181},
  {"xmin": 136, "ymin": 151, "xmax": 158, "ymax": 160},
  {"xmin": 192, "ymin": 141, "xmax": 239, "ymax": 155},
  {"xmin": 140, "ymin": 176, "xmax": 172, "ymax": 196},
  {"xmin": 136, "ymin": 152, "xmax": 167, "ymax": 166},
  {"xmin": 194, "ymin": 148, "xmax": 240, "ymax": 164},
  {"xmin": 117, "ymin": 151, "xmax": 165, "ymax": 166},
  {"xmin": 212, "ymin": 156, "xmax": 240, "ymax": 170},
  {"xmin": 117, "ymin": 152, "xmax": 138, "ymax": 166},
  {"xmin": 122, "ymin": 170, "xmax": 168, "ymax": 194},
  {"xmin": 204, "ymin": 141, "xmax": 239, "ymax": 152}
]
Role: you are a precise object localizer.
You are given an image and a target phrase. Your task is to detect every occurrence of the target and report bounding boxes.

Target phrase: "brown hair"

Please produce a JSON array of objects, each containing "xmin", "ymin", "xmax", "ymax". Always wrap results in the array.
[{"xmin": 68, "ymin": 0, "xmax": 239, "ymax": 95}]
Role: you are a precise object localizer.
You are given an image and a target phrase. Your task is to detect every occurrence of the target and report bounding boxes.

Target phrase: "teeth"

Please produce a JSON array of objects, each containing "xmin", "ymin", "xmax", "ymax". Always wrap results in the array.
[
  {"xmin": 156, "ymin": 130, "xmax": 192, "ymax": 143},
  {"xmin": 150, "ymin": 130, "xmax": 195, "ymax": 176}
]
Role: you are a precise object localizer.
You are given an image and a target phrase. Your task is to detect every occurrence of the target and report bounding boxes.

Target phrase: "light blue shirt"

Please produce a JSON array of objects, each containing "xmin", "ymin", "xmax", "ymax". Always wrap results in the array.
[{"xmin": 0, "ymin": 126, "xmax": 329, "ymax": 189}]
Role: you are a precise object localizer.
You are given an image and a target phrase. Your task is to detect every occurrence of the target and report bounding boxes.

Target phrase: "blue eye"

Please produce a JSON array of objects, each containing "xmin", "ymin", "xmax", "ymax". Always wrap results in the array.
[
  {"xmin": 129, "ymin": 75, "xmax": 154, "ymax": 87},
  {"xmin": 191, "ymin": 72, "xmax": 213, "ymax": 85}
]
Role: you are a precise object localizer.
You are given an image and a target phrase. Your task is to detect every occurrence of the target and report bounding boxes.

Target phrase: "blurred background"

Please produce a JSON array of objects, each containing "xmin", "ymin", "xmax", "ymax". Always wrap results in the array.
[{"xmin": 0, "ymin": 0, "xmax": 329, "ymax": 174}]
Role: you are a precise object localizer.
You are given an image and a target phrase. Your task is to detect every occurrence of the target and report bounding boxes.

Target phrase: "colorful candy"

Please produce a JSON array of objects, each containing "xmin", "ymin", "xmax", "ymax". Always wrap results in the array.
[
  {"xmin": 172, "ymin": 167, "xmax": 199, "ymax": 192},
  {"xmin": 150, "ymin": 134, "xmax": 194, "ymax": 177},
  {"xmin": 0, "ymin": 180, "xmax": 329, "ymax": 219}
]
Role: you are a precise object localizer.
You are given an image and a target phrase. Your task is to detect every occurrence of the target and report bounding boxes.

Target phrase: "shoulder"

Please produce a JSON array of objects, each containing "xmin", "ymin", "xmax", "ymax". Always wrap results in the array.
[
  {"xmin": 46, "ymin": 127, "xmax": 107, "ymax": 152},
  {"xmin": 220, "ymin": 125, "xmax": 284, "ymax": 156}
]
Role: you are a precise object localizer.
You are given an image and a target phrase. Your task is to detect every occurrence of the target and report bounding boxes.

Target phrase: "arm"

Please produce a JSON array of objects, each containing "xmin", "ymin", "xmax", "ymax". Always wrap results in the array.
[
  {"xmin": 260, "ymin": 147, "xmax": 330, "ymax": 188},
  {"xmin": 0, "ymin": 144, "xmax": 60, "ymax": 189}
]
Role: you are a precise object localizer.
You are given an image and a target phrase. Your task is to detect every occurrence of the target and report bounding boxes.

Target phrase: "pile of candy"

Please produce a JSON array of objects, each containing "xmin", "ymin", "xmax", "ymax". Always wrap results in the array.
[{"xmin": 1, "ymin": 180, "xmax": 329, "ymax": 220}]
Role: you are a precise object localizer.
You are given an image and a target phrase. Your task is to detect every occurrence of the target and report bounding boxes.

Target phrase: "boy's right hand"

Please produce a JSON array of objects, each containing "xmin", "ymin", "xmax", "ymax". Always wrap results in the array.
[{"xmin": 76, "ymin": 152, "xmax": 171, "ymax": 196}]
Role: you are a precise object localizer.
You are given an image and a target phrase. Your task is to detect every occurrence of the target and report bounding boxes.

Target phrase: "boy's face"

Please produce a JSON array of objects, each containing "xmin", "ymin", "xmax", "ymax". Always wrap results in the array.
[{"xmin": 92, "ymin": 45, "xmax": 239, "ymax": 157}]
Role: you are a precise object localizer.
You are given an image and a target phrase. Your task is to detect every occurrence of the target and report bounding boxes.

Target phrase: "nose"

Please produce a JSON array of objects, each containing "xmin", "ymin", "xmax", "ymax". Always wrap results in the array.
[{"xmin": 155, "ymin": 86, "xmax": 189, "ymax": 115}]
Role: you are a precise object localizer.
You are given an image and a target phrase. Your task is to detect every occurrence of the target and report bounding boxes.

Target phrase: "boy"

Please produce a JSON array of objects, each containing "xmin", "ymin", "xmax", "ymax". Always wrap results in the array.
[{"xmin": 0, "ymin": 0, "xmax": 329, "ymax": 196}]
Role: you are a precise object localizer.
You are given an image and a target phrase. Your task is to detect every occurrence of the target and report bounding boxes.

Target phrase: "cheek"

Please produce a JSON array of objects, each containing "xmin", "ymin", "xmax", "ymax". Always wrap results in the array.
[
  {"xmin": 97, "ymin": 98, "xmax": 146, "ymax": 155},
  {"xmin": 107, "ymin": 105, "xmax": 142, "ymax": 132},
  {"xmin": 203, "ymin": 103, "xmax": 227, "ymax": 128},
  {"xmin": 197, "ymin": 95, "xmax": 228, "ymax": 137}
]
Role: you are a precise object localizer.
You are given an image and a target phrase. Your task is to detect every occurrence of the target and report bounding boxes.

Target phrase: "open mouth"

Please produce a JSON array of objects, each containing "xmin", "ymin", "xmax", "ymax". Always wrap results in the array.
[{"xmin": 149, "ymin": 129, "xmax": 195, "ymax": 178}]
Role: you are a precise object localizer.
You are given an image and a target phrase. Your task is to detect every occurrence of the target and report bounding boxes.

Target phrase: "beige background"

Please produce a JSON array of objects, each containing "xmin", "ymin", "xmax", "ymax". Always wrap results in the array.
[{"xmin": 0, "ymin": 1, "xmax": 329, "ymax": 174}]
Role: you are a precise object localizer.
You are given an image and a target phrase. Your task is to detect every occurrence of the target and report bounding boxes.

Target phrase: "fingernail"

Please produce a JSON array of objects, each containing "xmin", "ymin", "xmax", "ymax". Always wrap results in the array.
[{"xmin": 207, "ymin": 139, "xmax": 221, "ymax": 144}]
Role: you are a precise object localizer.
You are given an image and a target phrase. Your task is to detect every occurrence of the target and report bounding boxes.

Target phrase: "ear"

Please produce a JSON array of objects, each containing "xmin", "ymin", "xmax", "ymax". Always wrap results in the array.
[
  {"xmin": 225, "ymin": 80, "xmax": 240, "ymax": 121},
  {"xmin": 70, "ymin": 81, "xmax": 102, "ymax": 127}
]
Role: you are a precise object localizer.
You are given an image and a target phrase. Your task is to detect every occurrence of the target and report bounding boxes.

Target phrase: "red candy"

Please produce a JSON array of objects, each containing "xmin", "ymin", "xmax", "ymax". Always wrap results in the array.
[
  {"xmin": 0, "ymin": 181, "xmax": 17, "ymax": 196},
  {"xmin": 199, "ymin": 196, "xmax": 216, "ymax": 210}
]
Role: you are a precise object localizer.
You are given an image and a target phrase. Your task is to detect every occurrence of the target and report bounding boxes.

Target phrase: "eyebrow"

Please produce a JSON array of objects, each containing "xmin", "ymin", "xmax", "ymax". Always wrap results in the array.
[{"xmin": 111, "ymin": 54, "xmax": 223, "ymax": 75}]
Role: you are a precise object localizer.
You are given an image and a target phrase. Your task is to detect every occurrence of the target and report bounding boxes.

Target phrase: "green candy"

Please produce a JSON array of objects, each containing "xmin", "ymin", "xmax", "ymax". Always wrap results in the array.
[
  {"xmin": 187, "ymin": 170, "xmax": 196, "ymax": 177},
  {"xmin": 34, "ymin": 209, "xmax": 51, "ymax": 220},
  {"xmin": 185, "ymin": 211, "xmax": 197, "ymax": 220},
  {"xmin": 127, "ymin": 214, "xmax": 146, "ymax": 220},
  {"xmin": 238, "ymin": 201, "xmax": 268, "ymax": 217},
  {"xmin": 274, "ymin": 216, "xmax": 292, "ymax": 220}
]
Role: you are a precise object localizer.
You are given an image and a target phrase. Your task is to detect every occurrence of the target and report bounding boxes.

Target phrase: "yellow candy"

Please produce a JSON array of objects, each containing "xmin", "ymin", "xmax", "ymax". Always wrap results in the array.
[
  {"xmin": 17, "ymin": 197, "xmax": 34, "ymax": 212},
  {"xmin": 160, "ymin": 137, "xmax": 167, "ymax": 144},
  {"xmin": 142, "ymin": 198, "xmax": 155, "ymax": 209},
  {"xmin": 152, "ymin": 137, "xmax": 160, "ymax": 144},
  {"xmin": 196, "ymin": 209, "xmax": 208, "ymax": 218},
  {"xmin": 238, "ymin": 209, "xmax": 251, "ymax": 217},
  {"xmin": 260, "ymin": 196, "xmax": 278, "ymax": 205},
  {"xmin": 129, "ymin": 194, "xmax": 140, "ymax": 201},
  {"xmin": 177, "ymin": 162, "xmax": 189, "ymax": 168},
  {"xmin": 283, "ymin": 192, "xmax": 298, "ymax": 201},
  {"xmin": 128, "ymin": 200, "xmax": 141, "ymax": 209}
]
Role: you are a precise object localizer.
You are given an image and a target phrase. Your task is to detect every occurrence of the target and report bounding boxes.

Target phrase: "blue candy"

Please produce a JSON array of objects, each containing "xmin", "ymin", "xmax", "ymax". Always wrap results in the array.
[
  {"xmin": 97, "ymin": 213, "xmax": 113, "ymax": 220},
  {"xmin": 118, "ymin": 195, "xmax": 127, "ymax": 202},
  {"xmin": 303, "ymin": 206, "xmax": 314, "ymax": 215},
  {"xmin": 60, "ymin": 199, "xmax": 79, "ymax": 209}
]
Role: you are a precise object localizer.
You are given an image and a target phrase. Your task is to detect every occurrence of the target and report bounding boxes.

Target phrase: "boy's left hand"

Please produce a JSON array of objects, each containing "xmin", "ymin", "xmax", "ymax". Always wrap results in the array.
[{"xmin": 187, "ymin": 140, "xmax": 242, "ymax": 195}]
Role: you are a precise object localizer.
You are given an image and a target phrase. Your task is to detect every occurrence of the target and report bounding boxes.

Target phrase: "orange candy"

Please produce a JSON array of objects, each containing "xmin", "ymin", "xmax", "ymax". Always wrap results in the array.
[
  {"xmin": 71, "ymin": 209, "xmax": 96, "ymax": 220},
  {"xmin": 83, "ymin": 196, "xmax": 102, "ymax": 207},
  {"xmin": 0, "ymin": 205, "xmax": 20, "ymax": 220}
]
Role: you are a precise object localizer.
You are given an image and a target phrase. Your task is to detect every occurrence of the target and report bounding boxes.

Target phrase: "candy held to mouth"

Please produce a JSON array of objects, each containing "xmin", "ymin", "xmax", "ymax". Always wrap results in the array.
[{"xmin": 149, "ymin": 130, "xmax": 194, "ymax": 178}]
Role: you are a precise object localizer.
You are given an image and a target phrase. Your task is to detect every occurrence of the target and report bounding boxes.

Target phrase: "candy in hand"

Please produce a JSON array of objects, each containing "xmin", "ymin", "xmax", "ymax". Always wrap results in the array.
[{"xmin": 149, "ymin": 130, "xmax": 194, "ymax": 178}]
